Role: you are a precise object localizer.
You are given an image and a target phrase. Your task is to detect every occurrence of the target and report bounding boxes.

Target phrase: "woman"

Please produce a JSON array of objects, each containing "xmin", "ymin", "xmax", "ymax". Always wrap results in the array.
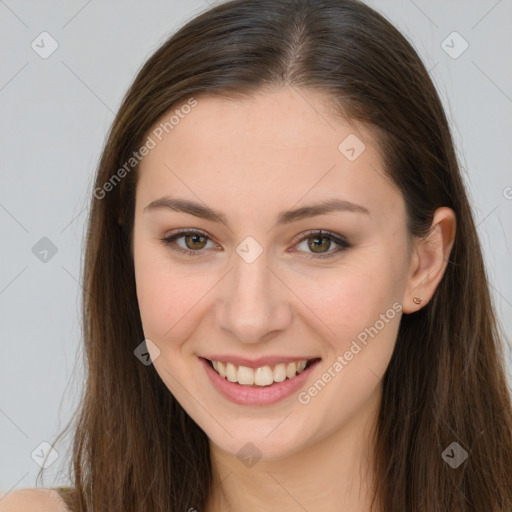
[{"xmin": 5, "ymin": 0, "xmax": 512, "ymax": 510}]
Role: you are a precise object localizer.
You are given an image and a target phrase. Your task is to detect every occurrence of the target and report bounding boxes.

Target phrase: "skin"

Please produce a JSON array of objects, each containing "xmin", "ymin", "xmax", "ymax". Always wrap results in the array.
[{"xmin": 133, "ymin": 87, "xmax": 456, "ymax": 511}]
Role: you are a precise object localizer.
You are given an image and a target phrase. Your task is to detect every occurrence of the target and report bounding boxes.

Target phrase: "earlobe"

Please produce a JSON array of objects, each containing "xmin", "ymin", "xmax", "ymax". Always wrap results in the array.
[{"xmin": 402, "ymin": 207, "xmax": 456, "ymax": 314}]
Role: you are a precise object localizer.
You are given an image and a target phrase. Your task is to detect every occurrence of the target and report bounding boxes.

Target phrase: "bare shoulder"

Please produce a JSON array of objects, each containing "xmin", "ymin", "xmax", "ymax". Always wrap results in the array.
[{"xmin": 0, "ymin": 487, "xmax": 70, "ymax": 512}]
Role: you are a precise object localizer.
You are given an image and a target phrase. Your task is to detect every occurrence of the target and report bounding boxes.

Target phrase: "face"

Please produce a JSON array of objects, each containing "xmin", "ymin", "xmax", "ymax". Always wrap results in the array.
[{"xmin": 133, "ymin": 87, "xmax": 414, "ymax": 460}]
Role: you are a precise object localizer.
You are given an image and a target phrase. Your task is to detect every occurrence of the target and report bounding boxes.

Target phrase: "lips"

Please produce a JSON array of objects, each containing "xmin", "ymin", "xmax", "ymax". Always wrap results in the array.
[{"xmin": 200, "ymin": 356, "xmax": 322, "ymax": 406}]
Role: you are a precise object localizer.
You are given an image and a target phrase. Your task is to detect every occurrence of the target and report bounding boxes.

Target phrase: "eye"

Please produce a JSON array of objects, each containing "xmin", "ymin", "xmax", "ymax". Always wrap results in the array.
[
  {"xmin": 160, "ymin": 229, "xmax": 350, "ymax": 259},
  {"xmin": 160, "ymin": 229, "xmax": 217, "ymax": 256},
  {"xmin": 293, "ymin": 230, "xmax": 350, "ymax": 259}
]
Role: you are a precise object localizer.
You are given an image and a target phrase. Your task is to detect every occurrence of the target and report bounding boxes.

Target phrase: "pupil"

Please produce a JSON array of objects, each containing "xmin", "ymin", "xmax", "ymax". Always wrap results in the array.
[
  {"xmin": 310, "ymin": 236, "xmax": 329, "ymax": 253},
  {"xmin": 188, "ymin": 234, "xmax": 205, "ymax": 249}
]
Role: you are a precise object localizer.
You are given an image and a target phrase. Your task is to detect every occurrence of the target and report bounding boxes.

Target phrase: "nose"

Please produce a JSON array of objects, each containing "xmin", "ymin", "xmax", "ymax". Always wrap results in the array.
[{"xmin": 216, "ymin": 249, "xmax": 293, "ymax": 344}]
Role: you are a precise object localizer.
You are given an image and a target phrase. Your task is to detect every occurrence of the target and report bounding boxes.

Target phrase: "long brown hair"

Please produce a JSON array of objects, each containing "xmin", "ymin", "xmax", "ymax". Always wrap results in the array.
[{"xmin": 38, "ymin": 0, "xmax": 512, "ymax": 510}]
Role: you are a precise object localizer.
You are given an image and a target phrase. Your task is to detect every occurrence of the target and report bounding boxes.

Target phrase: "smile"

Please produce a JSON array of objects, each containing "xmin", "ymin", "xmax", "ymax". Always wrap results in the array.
[
  {"xmin": 208, "ymin": 358, "xmax": 318, "ymax": 386},
  {"xmin": 200, "ymin": 357, "xmax": 322, "ymax": 406}
]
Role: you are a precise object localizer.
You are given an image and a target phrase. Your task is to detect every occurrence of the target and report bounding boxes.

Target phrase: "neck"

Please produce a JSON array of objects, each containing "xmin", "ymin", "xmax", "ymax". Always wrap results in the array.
[{"xmin": 206, "ymin": 384, "xmax": 382, "ymax": 512}]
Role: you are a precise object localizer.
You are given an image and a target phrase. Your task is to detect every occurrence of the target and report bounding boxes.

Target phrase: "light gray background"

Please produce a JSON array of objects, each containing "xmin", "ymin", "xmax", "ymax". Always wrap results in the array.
[{"xmin": 1, "ymin": 0, "xmax": 511, "ymax": 494}]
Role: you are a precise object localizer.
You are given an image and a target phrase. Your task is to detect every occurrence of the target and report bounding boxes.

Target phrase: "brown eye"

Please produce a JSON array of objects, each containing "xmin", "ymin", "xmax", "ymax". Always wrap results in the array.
[
  {"xmin": 307, "ymin": 235, "xmax": 332, "ymax": 254},
  {"xmin": 183, "ymin": 233, "xmax": 208, "ymax": 250},
  {"xmin": 161, "ymin": 229, "xmax": 350, "ymax": 259},
  {"xmin": 295, "ymin": 230, "xmax": 350, "ymax": 259},
  {"xmin": 160, "ymin": 230, "xmax": 215, "ymax": 256}
]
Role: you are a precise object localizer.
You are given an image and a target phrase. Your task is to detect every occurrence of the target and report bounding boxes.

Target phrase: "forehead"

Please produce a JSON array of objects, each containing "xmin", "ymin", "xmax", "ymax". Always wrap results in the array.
[{"xmin": 136, "ymin": 87, "xmax": 402, "ymax": 222}]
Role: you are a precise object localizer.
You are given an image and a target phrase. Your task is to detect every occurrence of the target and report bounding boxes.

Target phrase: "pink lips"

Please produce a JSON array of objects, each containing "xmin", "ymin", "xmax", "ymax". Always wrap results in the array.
[{"xmin": 200, "ymin": 356, "xmax": 321, "ymax": 406}]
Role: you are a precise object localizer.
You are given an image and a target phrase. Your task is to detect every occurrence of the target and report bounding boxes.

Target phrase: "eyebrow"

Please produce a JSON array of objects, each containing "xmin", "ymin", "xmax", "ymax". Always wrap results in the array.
[{"xmin": 143, "ymin": 196, "xmax": 369, "ymax": 226}]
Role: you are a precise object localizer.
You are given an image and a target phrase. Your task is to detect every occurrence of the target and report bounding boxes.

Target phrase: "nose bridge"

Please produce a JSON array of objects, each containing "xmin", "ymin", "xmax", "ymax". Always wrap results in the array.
[{"xmin": 217, "ymin": 246, "xmax": 292, "ymax": 343}]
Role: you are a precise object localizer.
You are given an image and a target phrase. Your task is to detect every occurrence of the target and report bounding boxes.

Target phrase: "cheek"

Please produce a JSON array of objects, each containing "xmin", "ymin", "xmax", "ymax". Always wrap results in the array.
[
  {"xmin": 313, "ymin": 247, "xmax": 406, "ymax": 407},
  {"xmin": 134, "ymin": 241, "xmax": 220, "ymax": 350},
  {"xmin": 134, "ymin": 239, "xmax": 182, "ymax": 339},
  {"xmin": 135, "ymin": 263, "xmax": 201, "ymax": 341},
  {"xmin": 294, "ymin": 255, "xmax": 405, "ymax": 428},
  {"xmin": 294, "ymin": 252, "xmax": 404, "ymax": 351}
]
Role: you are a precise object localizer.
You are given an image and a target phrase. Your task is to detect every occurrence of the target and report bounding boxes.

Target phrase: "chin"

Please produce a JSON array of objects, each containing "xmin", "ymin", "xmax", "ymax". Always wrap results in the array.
[{"xmin": 207, "ymin": 421, "xmax": 314, "ymax": 462}]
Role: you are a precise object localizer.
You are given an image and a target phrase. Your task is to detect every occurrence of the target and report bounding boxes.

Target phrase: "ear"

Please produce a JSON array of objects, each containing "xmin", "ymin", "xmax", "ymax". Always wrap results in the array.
[{"xmin": 402, "ymin": 207, "xmax": 456, "ymax": 314}]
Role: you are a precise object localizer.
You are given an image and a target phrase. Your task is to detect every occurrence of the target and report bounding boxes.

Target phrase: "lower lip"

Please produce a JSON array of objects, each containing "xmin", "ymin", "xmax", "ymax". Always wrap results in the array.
[{"xmin": 200, "ymin": 357, "xmax": 321, "ymax": 406}]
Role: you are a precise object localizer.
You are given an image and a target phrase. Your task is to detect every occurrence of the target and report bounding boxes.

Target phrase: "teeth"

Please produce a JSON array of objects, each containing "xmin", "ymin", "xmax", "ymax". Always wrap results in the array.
[
  {"xmin": 255, "ymin": 366, "xmax": 274, "ymax": 386},
  {"xmin": 210, "ymin": 359, "xmax": 311, "ymax": 386},
  {"xmin": 213, "ymin": 360, "xmax": 226, "ymax": 378},
  {"xmin": 273, "ymin": 363, "xmax": 287, "ymax": 382},
  {"xmin": 226, "ymin": 362, "xmax": 238, "ymax": 383},
  {"xmin": 286, "ymin": 362, "xmax": 297, "ymax": 379},
  {"xmin": 238, "ymin": 365, "xmax": 255, "ymax": 385}
]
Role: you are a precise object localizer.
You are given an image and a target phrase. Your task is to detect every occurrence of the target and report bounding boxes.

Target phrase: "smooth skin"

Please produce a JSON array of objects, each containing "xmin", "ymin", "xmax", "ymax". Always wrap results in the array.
[
  {"xmin": 0, "ymin": 488, "xmax": 69, "ymax": 511},
  {"xmin": 132, "ymin": 87, "xmax": 456, "ymax": 512},
  {"xmin": 1, "ymin": 87, "xmax": 455, "ymax": 512}
]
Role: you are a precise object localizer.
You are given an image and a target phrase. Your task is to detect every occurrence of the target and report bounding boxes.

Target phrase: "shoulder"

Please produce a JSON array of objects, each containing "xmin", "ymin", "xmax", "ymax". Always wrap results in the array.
[{"xmin": 0, "ymin": 487, "xmax": 70, "ymax": 511}]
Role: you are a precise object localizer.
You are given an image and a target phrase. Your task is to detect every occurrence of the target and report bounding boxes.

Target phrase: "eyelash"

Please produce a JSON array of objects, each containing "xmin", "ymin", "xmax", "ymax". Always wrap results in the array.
[{"xmin": 159, "ymin": 229, "xmax": 351, "ymax": 259}]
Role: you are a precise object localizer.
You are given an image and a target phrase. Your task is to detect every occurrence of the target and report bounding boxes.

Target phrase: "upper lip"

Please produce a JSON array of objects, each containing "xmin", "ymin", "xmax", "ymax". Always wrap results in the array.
[{"xmin": 200, "ymin": 355, "xmax": 320, "ymax": 368}]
